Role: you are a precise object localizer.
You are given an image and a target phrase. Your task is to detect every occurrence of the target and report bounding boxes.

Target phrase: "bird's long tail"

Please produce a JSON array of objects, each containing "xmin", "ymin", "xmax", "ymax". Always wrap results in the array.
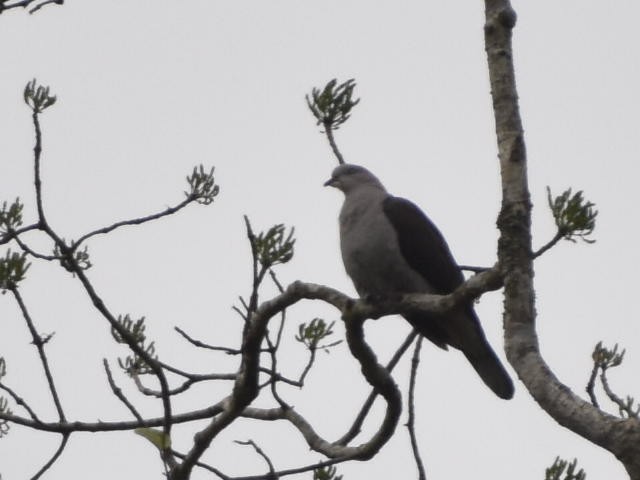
[
  {"xmin": 406, "ymin": 309, "xmax": 514, "ymax": 400},
  {"xmin": 452, "ymin": 309, "xmax": 514, "ymax": 400}
]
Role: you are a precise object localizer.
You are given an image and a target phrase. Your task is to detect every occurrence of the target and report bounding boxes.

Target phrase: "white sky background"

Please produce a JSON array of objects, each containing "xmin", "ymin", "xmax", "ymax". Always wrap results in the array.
[{"xmin": 0, "ymin": 1, "xmax": 639, "ymax": 479}]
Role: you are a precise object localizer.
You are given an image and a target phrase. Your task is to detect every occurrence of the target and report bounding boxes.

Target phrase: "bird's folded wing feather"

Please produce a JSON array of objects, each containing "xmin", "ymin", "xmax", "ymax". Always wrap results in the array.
[{"xmin": 382, "ymin": 196, "xmax": 464, "ymax": 294}]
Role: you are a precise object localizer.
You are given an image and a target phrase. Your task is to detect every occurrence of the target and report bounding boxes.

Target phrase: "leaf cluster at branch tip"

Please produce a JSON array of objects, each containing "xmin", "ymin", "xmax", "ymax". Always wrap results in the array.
[
  {"xmin": 592, "ymin": 341, "xmax": 625, "ymax": 369},
  {"xmin": 185, "ymin": 164, "xmax": 220, "ymax": 205},
  {"xmin": 0, "ymin": 199, "xmax": 24, "ymax": 234},
  {"xmin": 296, "ymin": 318, "xmax": 341, "ymax": 352},
  {"xmin": 111, "ymin": 315, "xmax": 157, "ymax": 375},
  {"xmin": 545, "ymin": 457, "xmax": 586, "ymax": 480},
  {"xmin": 0, "ymin": 396, "xmax": 11, "ymax": 438},
  {"xmin": 547, "ymin": 187, "xmax": 597, "ymax": 243},
  {"xmin": 314, "ymin": 465, "xmax": 343, "ymax": 480},
  {"xmin": 306, "ymin": 78, "xmax": 360, "ymax": 131},
  {"xmin": 24, "ymin": 79, "xmax": 56, "ymax": 113},
  {"xmin": 253, "ymin": 223, "xmax": 295, "ymax": 268},
  {"xmin": 0, "ymin": 250, "xmax": 30, "ymax": 291}
]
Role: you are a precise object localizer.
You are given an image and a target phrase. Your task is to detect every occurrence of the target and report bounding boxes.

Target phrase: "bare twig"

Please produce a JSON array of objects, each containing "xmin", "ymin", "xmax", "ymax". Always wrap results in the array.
[
  {"xmin": 10, "ymin": 232, "xmax": 58, "ymax": 261},
  {"xmin": 599, "ymin": 370, "xmax": 640, "ymax": 419},
  {"xmin": 11, "ymin": 287, "xmax": 65, "ymax": 421},
  {"xmin": 0, "ymin": 0, "xmax": 62, "ymax": 14},
  {"xmin": 407, "ymin": 336, "xmax": 426, "ymax": 480},
  {"xmin": 103, "ymin": 359, "xmax": 143, "ymax": 422},
  {"xmin": 0, "ymin": 400, "xmax": 229, "ymax": 433},
  {"xmin": 235, "ymin": 440, "xmax": 277, "ymax": 478},
  {"xmin": 27, "ymin": 0, "xmax": 60, "ymax": 13},
  {"xmin": 170, "ymin": 449, "xmax": 230, "ymax": 480},
  {"xmin": 0, "ymin": 381, "xmax": 41, "ymax": 422},
  {"xmin": 174, "ymin": 326, "xmax": 241, "ymax": 355},
  {"xmin": 585, "ymin": 362, "xmax": 600, "ymax": 408},
  {"xmin": 73, "ymin": 196, "xmax": 196, "ymax": 249},
  {"xmin": 30, "ymin": 433, "xmax": 69, "ymax": 480},
  {"xmin": 324, "ymin": 121, "xmax": 345, "ymax": 165},
  {"xmin": 532, "ymin": 231, "xmax": 564, "ymax": 259},
  {"xmin": 0, "ymin": 223, "xmax": 39, "ymax": 245},
  {"xmin": 223, "ymin": 457, "xmax": 348, "ymax": 480}
]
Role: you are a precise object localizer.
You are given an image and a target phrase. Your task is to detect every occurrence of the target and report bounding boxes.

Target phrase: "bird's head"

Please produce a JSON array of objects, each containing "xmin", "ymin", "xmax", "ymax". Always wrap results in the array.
[{"xmin": 324, "ymin": 164, "xmax": 385, "ymax": 194}]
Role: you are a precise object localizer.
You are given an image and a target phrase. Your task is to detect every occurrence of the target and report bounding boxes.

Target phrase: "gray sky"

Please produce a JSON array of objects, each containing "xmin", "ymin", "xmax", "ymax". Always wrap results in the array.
[{"xmin": 1, "ymin": 1, "xmax": 639, "ymax": 479}]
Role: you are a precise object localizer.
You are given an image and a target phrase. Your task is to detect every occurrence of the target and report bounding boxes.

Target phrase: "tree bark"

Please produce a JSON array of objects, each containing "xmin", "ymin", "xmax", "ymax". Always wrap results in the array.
[{"xmin": 483, "ymin": 1, "xmax": 640, "ymax": 478}]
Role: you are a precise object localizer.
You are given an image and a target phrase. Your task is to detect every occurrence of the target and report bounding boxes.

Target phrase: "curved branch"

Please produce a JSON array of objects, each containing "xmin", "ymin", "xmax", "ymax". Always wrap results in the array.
[{"xmin": 337, "ymin": 330, "xmax": 418, "ymax": 445}]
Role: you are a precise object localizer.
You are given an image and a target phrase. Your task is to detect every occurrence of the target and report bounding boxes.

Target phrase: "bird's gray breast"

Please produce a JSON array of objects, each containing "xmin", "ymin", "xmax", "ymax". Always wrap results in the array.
[{"xmin": 339, "ymin": 192, "xmax": 432, "ymax": 297}]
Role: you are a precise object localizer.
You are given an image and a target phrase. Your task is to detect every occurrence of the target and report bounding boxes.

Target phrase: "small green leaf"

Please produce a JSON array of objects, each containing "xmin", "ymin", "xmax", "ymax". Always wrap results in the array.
[{"xmin": 135, "ymin": 428, "xmax": 171, "ymax": 450}]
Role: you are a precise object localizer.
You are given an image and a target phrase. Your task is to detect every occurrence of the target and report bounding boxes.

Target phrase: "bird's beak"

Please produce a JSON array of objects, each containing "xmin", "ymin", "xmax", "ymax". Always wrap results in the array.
[{"xmin": 324, "ymin": 177, "xmax": 336, "ymax": 187}]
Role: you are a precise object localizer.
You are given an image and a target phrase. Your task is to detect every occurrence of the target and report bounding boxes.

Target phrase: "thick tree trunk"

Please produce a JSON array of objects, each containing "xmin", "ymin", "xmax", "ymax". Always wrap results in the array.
[{"xmin": 483, "ymin": 1, "xmax": 640, "ymax": 478}]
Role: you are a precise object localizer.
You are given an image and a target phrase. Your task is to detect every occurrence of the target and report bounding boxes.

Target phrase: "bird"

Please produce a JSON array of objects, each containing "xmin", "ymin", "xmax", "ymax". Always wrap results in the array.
[{"xmin": 324, "ymin": 163, "xmax": 514, "ymax": 399}]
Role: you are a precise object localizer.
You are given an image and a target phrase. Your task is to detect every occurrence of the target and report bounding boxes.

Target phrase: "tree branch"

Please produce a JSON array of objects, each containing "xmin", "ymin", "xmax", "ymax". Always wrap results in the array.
[
  {"xmin": 0, "ymin": 381, "xmax": 41, "ymax": 422},
  {"xmin": 0, "ymin": 0, "xmax": 62, "ymax": 14},
  {"xmin": 407, "ymin": 336, "xmax": 426, "ymax": 480},
  {"xmin": 103, "ymin": 359, "xmax": 143, "ymax": 422},
  {"xmin": 73, "ymin": 196, "xmax": 197, "ymax": 249},
  {"xmin": 11, "ymin": 287, "xmax": 65, "ymax": 422},
  {"xmin": 30, "ymin": 433, "xmax": 69, "ymax": 480},
  {"xmin": 484, "ymin": 1, "xmax": 640, "ymax": 477}
]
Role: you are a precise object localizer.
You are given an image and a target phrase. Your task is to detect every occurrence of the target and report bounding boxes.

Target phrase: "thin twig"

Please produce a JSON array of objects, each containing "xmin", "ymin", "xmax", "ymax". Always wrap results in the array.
[
  {"xmin": 600, "ymin": 369, "xmax": 639, "ymax": 418},
  {"xmin": 269, "ymin": 270, "xmax": 287, "ymax": 350},
  {"xmin": 32, "ymin": 111, "xmax": 46, "ymax": 225},
  {"xmin": 532, "ymin": 231, "xmax": 564, "ymax": 259},
  {"xmin": 73, "ymin": 196, "xmax": 195, "ymax": 249},
  {"xmin": 337, "ymin": 329, "xmax": 418, "ymax": 445},
  {"xmin": 0, "ymin": 0, "xmax": 62, "ymax": 13},
  {"xmin": 174, "ymin": 326, "xmax": 241, "ymax": 354},
  {"xmin": 407, "ymin": 336, "xmax": 426, "ymax": 480},
  {"xmin": 11, "ymin": 287, "xmax": 65, "ymax": 421},
  {"xmin": 30, "ymin": 433, "xmax": 69, "ymax": 480},
  {"xmin": 28, "ymin": 0, "xmax": 60, "ymax": 13},
  {"xmin": 458, "ymin": 264, "xmax": 490, "ymax": 273},
  {"xmin": 324, "ymin": 121, "xmax": 345, "ymax": 165},
  {"xmin": 0, "ymin": 381, "xmax": 41, "ymax": 422},
  {"xmin": 235, "ymin": 440, "xmax": 277, "ymax": 478},
  {"xmin": 0, "ymin": 223, "xmax": 39, "ymax": 245},
  {"xmin": 264, "ymin": 331, "xmax": 289, "ymax": 409},
  {"xmin": 227, "ymin": 456, "xmax": 349, "ymax": 480},
  {"xmin": 0, "ymin": 401, "xmax": 228, "ymax": 433},
  {"xmin": 103, "ymin": 359, "xmax": 143, "ymax": 422},
  {"xmin": 10, "ymin": 232, "xmax": 58, "ymax": 261},
  {"xmin": 585, "ymin": 362, "xmax": 600, "ymax": 408},
  {"xmin": 170, "ymin": 449, "xmax": 231, "ymax": 479}
]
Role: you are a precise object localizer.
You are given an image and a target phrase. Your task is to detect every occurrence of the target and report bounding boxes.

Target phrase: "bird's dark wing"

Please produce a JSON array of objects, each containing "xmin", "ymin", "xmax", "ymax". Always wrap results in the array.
[{"xmin": 382, "ymin": 196, "xmax": 464, "ymax": 294}]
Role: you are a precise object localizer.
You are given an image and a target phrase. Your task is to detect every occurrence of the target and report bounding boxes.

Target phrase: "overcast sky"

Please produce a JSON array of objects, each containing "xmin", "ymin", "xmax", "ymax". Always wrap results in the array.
[{"xmin": 1, "ymin": 1, "xmax": 639, "ymax": 479}]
